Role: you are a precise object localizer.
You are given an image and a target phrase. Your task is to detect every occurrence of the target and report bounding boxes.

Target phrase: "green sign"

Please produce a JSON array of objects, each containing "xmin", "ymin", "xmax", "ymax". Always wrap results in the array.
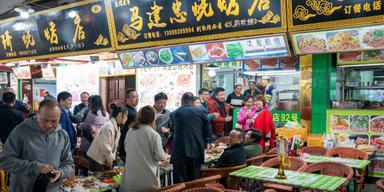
[
  {"xmin": 271, "ymin": 110, "xmax": 301, "ymax": 124},
  {"xmin": 232, "ymin": 109, "xmax": 300, "ymax": 128}
]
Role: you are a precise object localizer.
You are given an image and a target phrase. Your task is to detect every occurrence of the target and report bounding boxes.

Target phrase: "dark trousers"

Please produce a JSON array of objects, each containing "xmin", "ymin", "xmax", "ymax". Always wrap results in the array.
[{"xmin": 172, "ymin": 157, "xmax": 201, "ymax": 184}]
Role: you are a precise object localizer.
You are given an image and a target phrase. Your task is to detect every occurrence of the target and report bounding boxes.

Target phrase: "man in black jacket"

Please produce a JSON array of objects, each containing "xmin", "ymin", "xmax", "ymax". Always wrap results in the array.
[
  {"xmin": 117, "ymin": 88, "xmax": 138, "ymax": 162},
  {"xmin": 217, "ymin": 128, "xmax": 246, "ymax": 167},
  {"xmin": 0, "ymin": 92, "xmax": 23, "ymax": 144},
  {"xmin": 171, "ymin": 92, "xmax": 210, "ymax": 183},
  {"xmin": 0, "ymin": 87, "xmax": 31, "ymax": 114}
]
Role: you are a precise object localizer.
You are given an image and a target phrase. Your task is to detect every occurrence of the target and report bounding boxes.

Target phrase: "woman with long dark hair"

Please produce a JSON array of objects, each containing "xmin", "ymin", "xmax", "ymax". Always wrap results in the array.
[
  {"xmin": 87, "ymin": 104, "xmax": 128, "ymax": 172},
  {"xmin": 120, "ymin": 106, "xmax": 166, "ymax": 191},
  {"xmin": 83, "ymin": 95, "xmax": 110, "ymax": 130}
]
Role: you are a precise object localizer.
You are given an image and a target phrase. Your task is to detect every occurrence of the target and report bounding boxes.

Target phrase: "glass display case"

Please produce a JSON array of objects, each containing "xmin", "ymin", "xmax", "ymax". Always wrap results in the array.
[{"xmin": 334, "ymin": 65, "xmax": 384, "ymax": 109}]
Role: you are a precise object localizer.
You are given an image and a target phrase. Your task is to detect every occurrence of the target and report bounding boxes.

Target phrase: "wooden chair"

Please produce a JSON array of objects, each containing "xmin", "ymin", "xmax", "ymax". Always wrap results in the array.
[
  {"xmin": 376, "ymin": 179, "xmax": 384, "ymax": 191},
  {"xmin": 183, "ymin": 175, "xmax": 221, "ymax": 189},
  {"xmin": 302, "ymin": 146, "xmax": 327, "ymax": 156},
  {"xmin": 246, "ymin": 154, "xmax": 266, "ymax": 166},
  {"xmin": 326, "ymin": 147, "xmax": 368, "ymax": 192},
  {"xmin": 201, "ymin": 164, "xmax": 247, "ymax": 189},
  {"xmin": 182, "ymin": 187, "xmax": 224, "ymax": 192},
  {"xmin": 206, "ymin": 183, "xmax": 248, "ymax": 192},
  {"xmin": 261, "ymin": 157, "xmax": 307, "ymax": 171},
  {"xmin": 266, "ymin": 148, "xmax": 276, "ymax": 155},
  {"xmin": 213, "ymin": 136, "xmax": 231, "ymax": 146},
  {"xmin": 154, "ymin": 183, "xmax": 186, "ymax": 192},
  {"xmin": 301, "ymin": 162, "xmax": 354, "ymax": 192},
  {"xmin": 261, "ymin": 157, "xmax": 307, "ymax": 191},
  {"xmin": 73, "ymin": 155, "xmax": 90, "ymax": 176}
]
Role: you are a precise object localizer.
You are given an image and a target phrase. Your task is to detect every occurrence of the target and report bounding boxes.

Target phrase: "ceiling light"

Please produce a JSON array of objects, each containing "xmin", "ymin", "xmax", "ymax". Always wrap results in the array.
[
  {"xmin": 208, "ymin": 69, "xmax": 216, "ymax": 77},
  {"xmin": 13, "ymin": 23, "xmax": 26, "ymax": 31},
  {"xmin": 15, "ymin": 6, "xmax": 35, "ymax": 19},
  {"xmin": 20, "ymin": 11, "xmax": 29, "ymax": 19},
  {"xmin": 68, "ymin": 11, "xmax": 77, "ymax": 18}
]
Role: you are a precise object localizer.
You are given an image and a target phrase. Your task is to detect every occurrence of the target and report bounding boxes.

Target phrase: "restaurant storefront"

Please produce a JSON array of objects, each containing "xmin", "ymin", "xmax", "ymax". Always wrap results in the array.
[{"xmin": 287, "ymin": 0, "xmax": 384, "ymax": 177}]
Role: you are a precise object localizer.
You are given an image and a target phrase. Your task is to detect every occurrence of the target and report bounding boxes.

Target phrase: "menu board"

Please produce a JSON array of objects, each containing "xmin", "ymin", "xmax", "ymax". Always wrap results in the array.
[
  {"xmin": 338, "ymin": 50, "xmax": 384, "ymax": 65},
  {"xmin": 118, "ymin": 46, "xmax": 190, "ymax": 68},
  {"xmin": 13, "ymin": 66, "xmax": 31, "ymax": 79},
  {"xmin": 136, "ymin": 65, "xmax": 196, "ymax": 110},
  {"xmin": 327, "ymin": 110, "xmax": 384, "ymax": 150},
  {"xmin": 0, "ymin": 0, "xmax": 113, "ymax": 63},
  {"xmin": 288, "ymin": 0, "xmax": 384, "ymax": 31},
  {"xmin": 292, "ymin": 25, "xmax": 384, "ymax": 54},
  {"xmin": 56, "ymin": 64, "xmax": 99, "ymax": 107},
  {"xmin": 190, "ymin": 35, "xmax": 290, "ymax": 63},
  {"xmin": 327, "ymin": 110, "xmax": 384, "ymax": 178},
  {"xmin": 242, "ymin": 56, "xmax": 300, "ymax": 72},
  {"xmin": 99, "ymin": 60, "xmax": 135, "ymax": 77},
  {"xmin": 108, "ymin": 0, "xmax": 286, "ymax": 50}
]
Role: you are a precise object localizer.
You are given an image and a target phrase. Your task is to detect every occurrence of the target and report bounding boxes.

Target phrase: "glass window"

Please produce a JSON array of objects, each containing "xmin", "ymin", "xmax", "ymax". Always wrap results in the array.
[{"xmin": 333, "ymin": 65, "xmax": 384, "ymax": 109}]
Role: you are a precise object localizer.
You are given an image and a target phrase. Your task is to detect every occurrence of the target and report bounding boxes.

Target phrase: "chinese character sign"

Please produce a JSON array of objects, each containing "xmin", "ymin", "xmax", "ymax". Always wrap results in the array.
[
  {"xmin": 109, "ymin": 0, "xmax": 285, "ymax": 50},
  {"xmin": 0, "ymin": 1, "xmax": 113, "ymax": 63},
  {"xmin": 289, "ymin": 0, "xmax": 384, "ymax": 31}
]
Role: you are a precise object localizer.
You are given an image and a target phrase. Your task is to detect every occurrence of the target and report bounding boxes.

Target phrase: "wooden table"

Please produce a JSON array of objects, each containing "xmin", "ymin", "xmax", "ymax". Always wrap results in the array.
[{"xmin": 230, "ymin": 166, "xmax": 348, "ymax": 192}]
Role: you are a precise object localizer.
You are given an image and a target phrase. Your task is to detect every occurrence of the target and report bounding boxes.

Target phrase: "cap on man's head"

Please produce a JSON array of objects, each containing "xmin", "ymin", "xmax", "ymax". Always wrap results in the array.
[{"xmin": 262, "ymin": 76, "xmax": 270, "ymax": 81}]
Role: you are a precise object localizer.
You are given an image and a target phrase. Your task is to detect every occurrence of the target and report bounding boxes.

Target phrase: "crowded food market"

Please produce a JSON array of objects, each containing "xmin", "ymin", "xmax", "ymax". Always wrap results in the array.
[{"xmin": 0, "ymin": 0, "xmax": 383, "ymax": 191}]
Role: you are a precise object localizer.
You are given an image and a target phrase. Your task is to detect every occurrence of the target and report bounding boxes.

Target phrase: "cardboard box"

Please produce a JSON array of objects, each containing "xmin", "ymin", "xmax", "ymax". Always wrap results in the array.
[
  {"xmin": 307, "ymin": 134, "xmax": 323, "ymax": 147},
  {"xmin": 277, "ymin": 127, "xmax": 307, "ymax": 141}
]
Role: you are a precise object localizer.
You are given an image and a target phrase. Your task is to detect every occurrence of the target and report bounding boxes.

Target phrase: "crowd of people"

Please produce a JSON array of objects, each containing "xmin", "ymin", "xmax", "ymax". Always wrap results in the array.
[{"xmin": 0, "ymin": 79, "xmax": 276, "ymax": 191}]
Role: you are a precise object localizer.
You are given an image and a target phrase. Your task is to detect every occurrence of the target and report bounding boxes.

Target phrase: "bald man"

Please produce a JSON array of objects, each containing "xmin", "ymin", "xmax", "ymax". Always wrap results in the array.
[
  {"xmin": 216, "ymin": 128, "xmax": 246, "ymax": 167},
  {"xmin": 0, "ymin": 99, "xmax": 73, "ymax": 191},
  {"xmin": 1, "ymin": 87, "xmax": 31, "ymax": 114}
]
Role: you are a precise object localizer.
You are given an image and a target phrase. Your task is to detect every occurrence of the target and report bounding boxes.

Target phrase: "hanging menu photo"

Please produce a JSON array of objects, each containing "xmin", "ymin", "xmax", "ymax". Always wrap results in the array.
[
  {"xmin": 108, "ymin": 0, "xmax": 286, "ymax": 50},
  {"xmin": 190, "ymin": 35, "xmax": 290, "ymax": 63},
  {"xmin": 0, "ymin": 0, "xmax": 113, "ymax": 63},
  {"xmin": 288, "ymin": 0, "xmax": 384, "ymax": 31},
  {"xmin": 292, "ymin": 25, "xmax": 384, "ymax": 54}
]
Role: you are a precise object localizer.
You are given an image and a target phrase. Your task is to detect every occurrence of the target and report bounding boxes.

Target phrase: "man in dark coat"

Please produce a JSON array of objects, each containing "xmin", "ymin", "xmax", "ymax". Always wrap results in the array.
[
  {"xmin": 171, "ymin": 92, "xmax": 210, "ymax": 183},
  {"xmin": 0, "ymin": 87, "xmax": 31, "ymax": 114},
  {"xmin": 117, "ymin": 88, "xmax": 138, "ymax": 162},
  {"xmin": 217, "ymin": 128, "xmax": 246, "ymax": 167},
  {"xmin": 0, "ymin": 92, "xmax": 23, "ymax": 144}
]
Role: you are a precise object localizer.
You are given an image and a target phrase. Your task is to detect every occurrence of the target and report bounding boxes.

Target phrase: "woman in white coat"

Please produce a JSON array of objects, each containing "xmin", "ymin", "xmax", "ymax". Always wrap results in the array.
[
  {"xmin": 87, "ymin": 104, "xmax": 128, "ymax": 172},
  {"xmin": 120, "ymin": 106, "xmax": 167, "ymax": 192}
]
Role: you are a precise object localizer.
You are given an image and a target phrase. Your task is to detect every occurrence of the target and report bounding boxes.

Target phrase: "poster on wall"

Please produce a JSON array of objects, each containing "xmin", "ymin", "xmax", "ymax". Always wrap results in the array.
[
  {"xmin": 0, "ymin": 72, "xmax": 8, "ymax": 84},
  {"xmin": 56, "ymin": 64, "xmax": 99, "ymax": 107},
  {"xmin": 337, "ymin": 50, "xmax": 384, "ymax": 64},
  {"xmin": 242, "ymin": 56, "xmax": 300, "ymax": 72},
  {"xmin": 33, "ymin": 79, "xmax": 57, "ymax": 111},
  {"xmin": 118, "ymin": 46, "xmax": 191, "ymax": 68},
  {"xmin": 10, "ymin": 73, "xmax": 17, "ymax": 97},
  {"xmin": 13, "ymin": 66, "xmax": 31, "ymax": 79},
  {"xmin": 327, "ymin": 110, "xmax": 384, "ymax": 178},
  {"xmin": 136, "ymin": 65, "xmax": 196, "ymax": 110},
  {"xmin": 99, "ymin": 60, "xmax": 135, "ymax": 77}
]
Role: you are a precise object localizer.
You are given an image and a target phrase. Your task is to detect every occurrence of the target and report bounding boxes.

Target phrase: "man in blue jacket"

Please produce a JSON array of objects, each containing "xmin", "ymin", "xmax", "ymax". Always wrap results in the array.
[{"xmin": 57, "ymin": 91, "xmax": 77, "ymax": 153}]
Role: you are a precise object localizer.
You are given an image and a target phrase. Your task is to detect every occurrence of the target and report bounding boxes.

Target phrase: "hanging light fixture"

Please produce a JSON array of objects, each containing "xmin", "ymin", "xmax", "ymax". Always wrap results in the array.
[{"xmin": 15, "ymin": 5, "xmax": 35, "ymax": 19}]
